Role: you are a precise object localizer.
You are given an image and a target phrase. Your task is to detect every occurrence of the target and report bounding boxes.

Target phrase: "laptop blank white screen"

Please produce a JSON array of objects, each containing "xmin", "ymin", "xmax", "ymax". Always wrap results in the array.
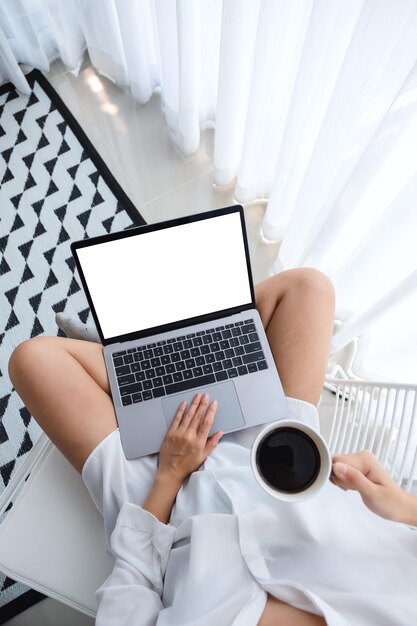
[{"xmin": 76, "ymin": 211, "xmax": 252, "ymax": 340}]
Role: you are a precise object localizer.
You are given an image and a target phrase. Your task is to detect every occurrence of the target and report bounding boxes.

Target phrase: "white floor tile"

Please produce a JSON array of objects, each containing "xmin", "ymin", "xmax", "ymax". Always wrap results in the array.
[
  {"xmin": 139, "ymin": 170, "xmax": 235, "ymax": 222},
  {"xmin": 44, "ymin": 59, "xmax": 68, "ymax": 80}
]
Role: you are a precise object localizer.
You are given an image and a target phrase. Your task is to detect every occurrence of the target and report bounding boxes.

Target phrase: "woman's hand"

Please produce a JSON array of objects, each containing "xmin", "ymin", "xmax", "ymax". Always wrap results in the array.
[
  {"xmin": 143, "ymin": 393, "xmax": 223, "ymax": 524},
  {"xmin": 331, "ymin": 450, "xmax": 417, "ymax": 525},
  {"xmin": 157, "ymin": 392, "xmax": 223, "ymax": 486}
]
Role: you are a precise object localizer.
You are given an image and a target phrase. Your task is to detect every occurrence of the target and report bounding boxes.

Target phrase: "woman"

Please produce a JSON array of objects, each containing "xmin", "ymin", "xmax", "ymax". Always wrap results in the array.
[{"xmin": 8, "ymin": 269, "xmax": 417, "ymax": 625}]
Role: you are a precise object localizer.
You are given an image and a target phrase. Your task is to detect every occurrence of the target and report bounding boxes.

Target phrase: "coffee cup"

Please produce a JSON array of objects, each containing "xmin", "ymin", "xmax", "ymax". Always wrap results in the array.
[{"xmin": 251, "ymin": 420, "xmax": 331, "ymax": 502}]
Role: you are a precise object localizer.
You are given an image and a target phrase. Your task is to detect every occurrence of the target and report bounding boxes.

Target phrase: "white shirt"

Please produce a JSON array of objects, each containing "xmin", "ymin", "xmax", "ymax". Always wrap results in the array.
[{"xmin": 83, "ymin": 399, "xmax": 417, "ymax": 625}]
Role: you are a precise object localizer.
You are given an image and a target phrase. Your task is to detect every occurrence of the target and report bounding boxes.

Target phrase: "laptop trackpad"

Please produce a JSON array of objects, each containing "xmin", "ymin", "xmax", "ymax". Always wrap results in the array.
[{"xmin": 162, "ymin": 381, "xmax": 245, "ymax": 436}]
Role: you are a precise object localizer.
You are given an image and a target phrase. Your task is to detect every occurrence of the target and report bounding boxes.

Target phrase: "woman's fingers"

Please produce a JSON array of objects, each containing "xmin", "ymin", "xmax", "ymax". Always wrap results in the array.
[
  {"xmin": 169, "ymin": 399, "xmax": 188, "ymax": 431},
  {"xmin": 179, "ymin": 393, "xmax": 205, "ymax": 429},
  {"xmin": 197, "ymin": 399, "xmax": 218, "ymax": 437},
  {"xmin": 189, "ymin": 393, "xmax": 210, "ymax": 434},
  {"xmin": 329, "ymin": 474, "xmax": 347, "ymax": 491},
  {"xmin": 204, "ymin": 430, "xmax": 223, "ymax": 455},
  {"xmin": 332, "ymin": 450, "xmax": 388, "ymax": 485},
  {"xmin": 197, "ymin": 398, "xmax": 222, "ymax": 455},
  {"xmin": 173, "ymin": 392, "xmax": 219, "ymax": 436}
]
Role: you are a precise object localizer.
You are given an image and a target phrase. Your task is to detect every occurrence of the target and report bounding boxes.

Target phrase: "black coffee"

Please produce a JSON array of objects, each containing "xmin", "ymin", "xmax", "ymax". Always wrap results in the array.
[{"xmin": 256, "ymin": 427, "xmax": 321, "ymax": 493}]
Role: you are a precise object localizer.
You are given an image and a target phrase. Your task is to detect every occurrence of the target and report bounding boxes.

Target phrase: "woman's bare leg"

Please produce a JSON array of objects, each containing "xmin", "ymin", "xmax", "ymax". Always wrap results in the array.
[
  {"xmin": 255, "ymin": 268, "xmax": 333, "ymax": 626},
  {"xmin": 8, "ymin": 336, "xmax": 116, "ymax": 473},
  {"xmin": 255, "ymin": 267, "xmax": 335, "ymax": 406},
  {"xmin": 258, "ymin": 595, "xmax": 326, "ymax": 626}
]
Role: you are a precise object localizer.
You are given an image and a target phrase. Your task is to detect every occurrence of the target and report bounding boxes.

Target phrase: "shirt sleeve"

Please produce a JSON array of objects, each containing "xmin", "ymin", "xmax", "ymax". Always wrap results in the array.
[{"xmin": 95, "ymin": 502, "xmax": 176, "ymax": 626}]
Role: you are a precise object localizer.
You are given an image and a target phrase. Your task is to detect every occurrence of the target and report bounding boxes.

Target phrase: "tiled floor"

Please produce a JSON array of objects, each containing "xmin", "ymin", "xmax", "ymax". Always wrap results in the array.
[{"xmin": 3, "ymin": 54, "xmax": 284, "ymax": 626}]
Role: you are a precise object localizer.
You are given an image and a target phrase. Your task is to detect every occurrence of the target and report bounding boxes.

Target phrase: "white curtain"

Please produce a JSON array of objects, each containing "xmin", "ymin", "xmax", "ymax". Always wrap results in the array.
[{"xmin": 2, "ymin": 0, "xmax": 417, "ymax": 383}]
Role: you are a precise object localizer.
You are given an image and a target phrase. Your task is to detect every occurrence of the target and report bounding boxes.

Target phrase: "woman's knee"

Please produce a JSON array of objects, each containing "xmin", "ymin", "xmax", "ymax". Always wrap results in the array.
[
  {"xmin": 8, "ymin": 336, "xmax": 60, "ymax": 385},
  {"xmin": 255, "ymin": 268, "xmax": 335, "ymax": 327},
  {"xmin": 282, "ymin": 267, "xmax": 335, "ymax": 305}
]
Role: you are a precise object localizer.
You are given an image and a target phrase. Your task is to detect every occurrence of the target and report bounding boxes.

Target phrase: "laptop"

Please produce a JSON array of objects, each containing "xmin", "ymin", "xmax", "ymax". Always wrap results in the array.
[{"xmin": 71, "ymin": 205, "xmax": 289, "ymax": 458}]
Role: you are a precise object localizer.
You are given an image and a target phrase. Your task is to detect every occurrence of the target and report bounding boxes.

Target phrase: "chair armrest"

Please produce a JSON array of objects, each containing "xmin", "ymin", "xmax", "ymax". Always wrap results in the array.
[{"xmin": 0, "ymin": 441, "xmax": 114, "ymax": 617}]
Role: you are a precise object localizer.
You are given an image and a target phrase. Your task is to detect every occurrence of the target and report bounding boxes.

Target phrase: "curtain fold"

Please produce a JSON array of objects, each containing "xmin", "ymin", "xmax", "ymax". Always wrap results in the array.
[
  {"xmin": 0, "ymin": 0, "xmax": 84, "ymax": 88},
  {"xmin": 0, "ymin": 24, "xmax": 29, "ymax": 94},
  {"xmin": 275, "ymin": 0, "xmax": 417, "ymax": 269},
  {"xmin": 262, "ymin": 0, "xmax": 365, "ymax": 241},
  {"xmin": 213, "ymin": 0, "xmax": 260, "ymax": 185},
  {"xmin": 234, "ymin": 0, "xmax": 314, "ymax": 202},
  {"xmin": 1, "ymin": 0, "xmax": 417, "ymax": 381}
]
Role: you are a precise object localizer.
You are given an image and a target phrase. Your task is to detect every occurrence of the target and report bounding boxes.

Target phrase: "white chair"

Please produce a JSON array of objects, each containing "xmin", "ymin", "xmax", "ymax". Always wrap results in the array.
[
  {"xmin": 323, "ymin": 368, "xmax": 417, "ymax": 492},
  {"xmin": 1, "ymin": 371, "xmax": 417, "ymax": 618}
]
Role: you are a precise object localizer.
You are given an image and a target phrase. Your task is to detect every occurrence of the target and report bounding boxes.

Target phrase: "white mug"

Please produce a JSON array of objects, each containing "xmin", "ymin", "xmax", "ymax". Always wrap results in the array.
[{"xmin": 251, "ymin": 420, "xmax": 331, "ymax": 502}]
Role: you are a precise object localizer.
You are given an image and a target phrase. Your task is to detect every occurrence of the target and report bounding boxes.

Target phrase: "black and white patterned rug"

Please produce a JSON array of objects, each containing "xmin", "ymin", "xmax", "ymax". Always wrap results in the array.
[{"xmin": 0, "ymin": 69, "xmax": 145, "ymax": 619}]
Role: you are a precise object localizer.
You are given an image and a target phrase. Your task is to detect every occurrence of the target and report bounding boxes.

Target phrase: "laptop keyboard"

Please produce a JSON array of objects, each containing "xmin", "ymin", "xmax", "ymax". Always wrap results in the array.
[{"xmin": 111, "ymin": 318, "xmax": 269, "ymax": 406}]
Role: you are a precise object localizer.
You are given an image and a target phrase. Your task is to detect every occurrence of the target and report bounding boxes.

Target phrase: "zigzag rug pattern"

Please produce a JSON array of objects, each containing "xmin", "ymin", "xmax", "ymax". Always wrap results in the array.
[{"xmin": 0, "ymin": 69, "xmax": 144, "ymax": 612}]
